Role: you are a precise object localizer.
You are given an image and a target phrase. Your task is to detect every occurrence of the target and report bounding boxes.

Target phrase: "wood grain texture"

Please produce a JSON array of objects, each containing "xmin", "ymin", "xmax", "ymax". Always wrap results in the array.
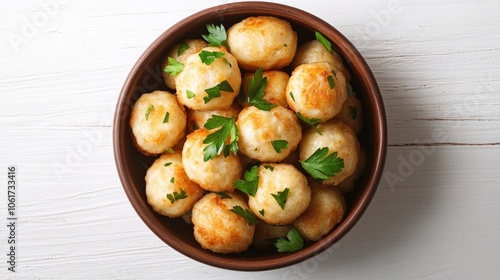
[{"xmin": 1, "ymin": 0, "xmax": 499, "ymax": 279}]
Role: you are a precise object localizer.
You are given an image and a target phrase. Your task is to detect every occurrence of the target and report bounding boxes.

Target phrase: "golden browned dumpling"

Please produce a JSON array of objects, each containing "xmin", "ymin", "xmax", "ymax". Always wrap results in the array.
[
  {"xmin": 290, "ymin": 40, "xmax": 351, "ymax": 82},
  {"xmin": 129, "ymin": 90, "xmax": 187, "ymax": 155},
  {"xmin": 236, "ymin": 106, "xmax": 302, "ymax": 162},
  {"xmin": 161, "ymin": 39, "xmax": 208, "ymax": 90},
  {"xmin": 334, "ymin": 95, "xmax": 364, "ymax": 136},
  {"xmin": 176, "ymin": 46, "xmax": 241, "ymax": 111},
  {"xmin": 186, "ymin": 103, "xmax": 240, "ymax": 133},
  {"xmin": 145, "ymin": 152, "xmax": 204, "ymax": 218},
  {"xmin": 286, "ymin": 62, "xmax": 348, "ymax": 122},
  {"xmin": 182, "ymin": 128, "xmax": 242, "ymax": 192},
  {"xmin": 192, "ymin": 192, "xmax": 255, "ymax": 254},
  {"xmin": 293, "ymin": 184, "xmax": 345, "ymax": 241},
  {"xmin": 227, "ymin": 16, "xmax": 297, "ymax": 71},
  {"xmin": 248, "ymin": 164, "xmax": 311, "ymax": 225},
  {"xmin": 336, "ymin": 147, "xmax": 367, "ymax": 193},
  {"xmin": 252, "ymin": 222, "xmax": 292, "ymax": 249},
  {"xmin": 299, "ymin": 119, "xmax": 360, "ymax": 185},
  {"xmin": 242, "ymin": 70, "xmax": 290, "ymax": 108}
]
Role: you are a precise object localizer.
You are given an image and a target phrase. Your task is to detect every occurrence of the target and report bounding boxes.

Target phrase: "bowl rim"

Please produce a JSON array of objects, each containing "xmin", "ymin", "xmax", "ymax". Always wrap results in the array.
[{"xmin": 113, "ymin": 1, "xmax": 387, "ymax": 271}]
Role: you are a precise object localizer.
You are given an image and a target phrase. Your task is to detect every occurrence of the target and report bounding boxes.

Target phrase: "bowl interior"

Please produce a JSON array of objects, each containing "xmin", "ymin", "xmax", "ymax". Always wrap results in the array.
[{"xmin": 113, "ymin": 1, "xmax": 386, "ymax": 271}]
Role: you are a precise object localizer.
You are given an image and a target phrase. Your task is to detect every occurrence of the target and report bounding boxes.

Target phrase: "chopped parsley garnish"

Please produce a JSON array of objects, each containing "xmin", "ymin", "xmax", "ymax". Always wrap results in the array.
[
  {"xmin": 166, "ymin": 189, "xmax": 187, "ymax": 204},
  {"xmin": 186, "ymin": 90, "xmax": 196, "ymax": 99},
  {"xmin": 295, "ymin": 112, "xmax": 322, "ymax": 135},
  {"xmin": 145, "ymin": 104, "xmax": 154, "ymax": 121},
  {"xmin": 177, "ymin": 42, "xmax": 189, "ymax": 56},
  {"xmin": 230, "ymin": 205, "xmax": 258, "ymax": 225},
  {"xmin": 315, "ymin": 31, "xmax": 332, "ymax": 53},
  {"xmin": 271, "ymin": 188, "xmax": 289, "ymax": 210},
  {"xmin": 199, "ymin": 50, "xmax": 224, "ymax": 65},
  {"xmin": 233, "ymin": 166, "xmax": 259, "ymax": 197},
  {"xmin": 259, "ymin": 209, "xmax": 265, "ymax": 216},
  {"xmin": 170, "ymin": 177, "xmax": 175, "ymax": 183},
  {"xmin": 204, "ymin": 80, "xmax": 234, "ymax": 104},
  {"xmin": 164, "ymin": 162, "xmax": 172, "ymax": 167},
  {"xmin": 263, "ymin": 165, "xmax": 274, "ymax": 171},
  {"xmin": 165, "ymin": 148, "xmax": 175, "ymax": 153},
  {"xmin": 214, "ymin": 192, "xmax": 232, "ymax": 199},
  {"xmin": 163, "ymin": 111, "xmax": 169, "ymax": 123},
  {"xmin": 327, "ymin": 75, "xmax": 335, "ymax": 89},
  {"xmin": 274, "ymin": 228, "xmax": 304, "ymax": 252},
  {"xmin": 163, "ymin": 57, "xmax": 184, "ymax": 76},
  {"xmin": 202, "ymin": 24, "xmax": 228, "ymax": 48},
  {"xmin": 347, "ymin": 83, "xmax": 353, "ymax": 96},
  {"xmin": 244, "ymin": 67, "xmax": 276, "ymax": 111},
  {"xmin": 289, "ymin": 91, "xmax": 295, "ymax": 102},
  {"xmin": 349, "ymin": 106, "xmax": 358, "ymax": 120},
  {"xmin": 191, "ymin": 121, "xmax": 199, "ymax": 130},
  {"xmin": 299, "ymin": 147, "xmax": 344, "ymax": 180},
  {"xmin": 271, "ymin": 140, "xmax": 288, "ymax": 153},
  {"xmin": 203, "ymin": 115, "xmax": 238, "ymax": 161}
]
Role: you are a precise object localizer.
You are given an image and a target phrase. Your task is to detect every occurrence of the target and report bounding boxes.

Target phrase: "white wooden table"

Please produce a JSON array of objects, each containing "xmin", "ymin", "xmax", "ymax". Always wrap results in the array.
[{"xmin": 1, "ymin": 0, "xmax": 499, "ymax": 279}]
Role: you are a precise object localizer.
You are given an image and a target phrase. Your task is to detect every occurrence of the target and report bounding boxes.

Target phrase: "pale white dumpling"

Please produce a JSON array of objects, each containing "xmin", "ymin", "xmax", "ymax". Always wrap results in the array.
[
  {"xmin": 186, "ymin": 103, "xmax": 240, "ymax": 133},
  {"xmin": 299, "ymin": 119, "xmax": 360, "ymax": 185},
  {"xmin": 248, "ymin": 163, "xmax": 311, "ymax": 225},
  {"xmin": 293, "ymin": 184, "xmax": 345, "ymax": 241},
  {"xmin": 253, "ymin": 222, "xmax": 292, "ymax": 249},
  {"xmin": 236, "ymin": 106, "xmax": 302, "ymax": 162},
  {"xmin": 176, "ymin": 46, "xmax": 241, "ymax": 110},
  {"xmin": 290, "ymin": 40, "xmax": 351, "ymax": 82},
  {"xmin": 192, "ymin": 192, "xmax": 255, "ymax": 254},
  {"xmin": 334, "ymin": 95, "xmax": 364, "ymax": 136},
  {"xmin": 161, "ymin": 39, "xmax": 208, "ymax": 90},
  {"xmin": 286, "ymin": 62, "xmax": 348, "ymax": 122},
  {"xmin": 336, "ymin": 147, "xmax": 367, "ymax": 193},
  {"xmin": 242, "ymin": 70, "xmax": 290, "ymax": 108},
  {"xmin": 145, "ymin": 152, "xmax": 204, "ymax": 218},
  {"xmin": 182, "ymin": 128, "xmax": 242, "ymax": 192},
  {"xmin": 129, "ymin": 90, "xmax": 186, "ymax": 155},
  {"xmin": 227, "ymin": 16, "xmax": 297, "ymax": 71}
]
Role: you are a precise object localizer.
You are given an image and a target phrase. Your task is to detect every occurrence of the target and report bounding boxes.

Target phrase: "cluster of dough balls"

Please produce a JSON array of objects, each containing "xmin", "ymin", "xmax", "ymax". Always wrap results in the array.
[{"xmin": 129, "ymin": 15, "xmax": 366, "ymax": 254}]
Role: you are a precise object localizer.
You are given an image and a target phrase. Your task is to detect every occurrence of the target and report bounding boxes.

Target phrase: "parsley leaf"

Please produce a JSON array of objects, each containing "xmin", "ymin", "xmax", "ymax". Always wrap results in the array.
[
  {"xmin": 163, "ymin": 57, "xmax": 184, "ymax": 76},
  {"xmin": 186, "ymin": 90, "xmax": 196, "ymax": 99},
  {"xmin": 295, "ymin": 112, "xmax": 322, "ymax": 135},
  {"xmin": 199, "ymin": 50, "xmax": 224, "ymax": 65},
  {"xmin": 145, "ymin": 104, "xmax": 154, "ymax": 121},
  {"xmin": 203, "ymin": 115, "xmax": 238, "ymax": 161},
  {"xmin": 177, "ymin": 42, "xmax": 189, "ymax": 56},
  {"xmin": 274, "ymin": 228, "xmax": 304, "ymax": 252},
  {"xmin": 204, "ymin": 80, "xmax": 234, "ymax": 104},
  {"xmin": 347, "ymin": 83, "xmax": 353, "ymax": 96},
  {"xmin": 214, "ymin": 192, "xmax": 232, "ymax": 199},
  {"xmin": 164, "ymin": 162, "xmax": 172, "ymax": 167},
  {"xmin": 315, "ymin": 31, "xmax": 333, "ymax": 53},
  {"xmin": 234, "ymin": 166, "xmax": 259, "ymax": 197},
  {"xmin": 327, "ymin": 75, "xmax": 335, "ymax": 89},
  {"xmin": 271, "ymin": 140, "xmax": 288, "ymax": 153},
  {"xmin": 166, "ymin": 189, "xmax": 187, "ymax": 204},
  {"xmin": 165, "ymin": 148, "xmax": 175, "ymax": 153},
  {"xmin": 259, "ymin": 209, "xmax": 265, "ymax": 216},
  {"xmin": 245, "ymin": 67, "xmax": 276, "ymax": 111},
  {"xmin": 263, "ymin": 165, "xmax": 274, "ymax": 171},
  {"xmin": 349, "ymin": 106, "xmax": 358, "ymax": 120},
  {"xmin": 202, "ymin": 24, "xmax": 228, "ymax": 48},
  {"xmin": 230, "ymin": 205, "xmax": 258, "ymax": 225},
  {"xmin": 289, "ymin": 91, "xmax": 295, "ymax": 102},
  {"xmin": 163, "ymin": 111, "xmax": 169, "ymax": 123},
  {"xmin": 271, "ymin": 188, "xmax": 289, "ymax": 210},
  {"xmin": 300, "ymin": 147, "xmax": 344, "ymax": 180}
]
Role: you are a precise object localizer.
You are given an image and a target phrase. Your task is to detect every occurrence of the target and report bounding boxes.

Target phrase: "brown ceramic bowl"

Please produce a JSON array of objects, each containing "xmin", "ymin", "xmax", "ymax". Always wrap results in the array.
[{"xmin": 113, "ymin": 1, "xmax": 386, "ymax": 271}]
